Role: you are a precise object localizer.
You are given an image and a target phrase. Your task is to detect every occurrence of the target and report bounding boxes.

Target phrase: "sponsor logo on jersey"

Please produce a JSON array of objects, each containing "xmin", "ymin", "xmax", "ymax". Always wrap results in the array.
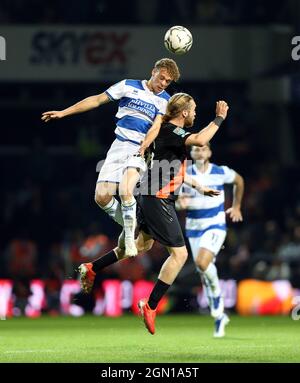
[{"xmin": 173, "ymin": 127, "xmax": 189, "ymax": 137}]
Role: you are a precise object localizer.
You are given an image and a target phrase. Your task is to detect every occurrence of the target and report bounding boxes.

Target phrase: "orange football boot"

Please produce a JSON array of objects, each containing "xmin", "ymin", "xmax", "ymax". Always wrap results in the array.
[
  {"xmin": 78, "ymin": 263, "xmax": 96, "ymax": 294},
  {"xmin": 138, "ymin": 298, "xmax": 157, "ymax": 335}
]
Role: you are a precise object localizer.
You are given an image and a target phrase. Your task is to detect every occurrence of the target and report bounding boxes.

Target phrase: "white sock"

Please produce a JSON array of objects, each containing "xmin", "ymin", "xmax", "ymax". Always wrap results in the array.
[
  {"xmin": 121, "ymin": 198, "xmax": 137, "ymax": 241},
  {"xmin": 199, "ymin": 271, "xmax": 213, "ymax": 307},
  {"xmin": 203, "ymin": 263, "xmax": 221, "ymax": 298},
  {"xmin": 99, "ymin": 197, "xmax": 123, "ymax": 226}
]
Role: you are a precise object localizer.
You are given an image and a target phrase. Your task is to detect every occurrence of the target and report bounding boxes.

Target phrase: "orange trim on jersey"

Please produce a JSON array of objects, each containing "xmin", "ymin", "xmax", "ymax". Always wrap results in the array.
[{"xmin": 156, "ymin": 160, "xmax": 187, "ymax": 199}]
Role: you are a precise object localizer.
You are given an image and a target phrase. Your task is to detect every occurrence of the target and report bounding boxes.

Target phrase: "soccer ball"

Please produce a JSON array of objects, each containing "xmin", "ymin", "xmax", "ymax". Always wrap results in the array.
[{"xmin": 164, "ymin": 26, "xmax": 193, "ymax": 55}]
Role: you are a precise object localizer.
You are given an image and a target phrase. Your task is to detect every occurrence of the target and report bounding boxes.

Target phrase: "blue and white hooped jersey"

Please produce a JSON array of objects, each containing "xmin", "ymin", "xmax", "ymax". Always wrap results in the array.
[
  {"xmin": 105, "ymin": 79, "xmax": 170, "ymax": 145},
  {"xmin": 181, "ymin": 163, "xmax": 236, "ymax": 238}
]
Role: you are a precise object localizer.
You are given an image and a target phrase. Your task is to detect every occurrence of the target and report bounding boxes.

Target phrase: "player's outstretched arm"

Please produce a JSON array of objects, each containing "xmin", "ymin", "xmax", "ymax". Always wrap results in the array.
[
  {"xmin": 226, "ymin": 172, "xmax": 244, "ymax": 222},
  {"xmin": 184, "ymin": 174, "xmax": 220, "ymax": 197},
  {"xmin": 185, "ymin": 100, "xmax": 229, "ymax": 147},
  {"xmin": 139, "ymin": 115, "xmax": 163, "ymax": 156},
  {"xmin": 41, "ymin": 92, "xmax": 111, "ymax": 122}
]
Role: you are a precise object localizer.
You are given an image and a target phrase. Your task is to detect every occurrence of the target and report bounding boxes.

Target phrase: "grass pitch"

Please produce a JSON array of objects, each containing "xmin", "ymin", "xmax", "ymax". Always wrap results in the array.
[{"xmin": 0, "ymin": 314, "xmax": 299, "ymax": 363}]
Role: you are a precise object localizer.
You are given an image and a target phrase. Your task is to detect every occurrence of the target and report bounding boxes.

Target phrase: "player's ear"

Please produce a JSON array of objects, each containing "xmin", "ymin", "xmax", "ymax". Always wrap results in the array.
[
  {"xmin": 152, "ymin": 68, "xmax": 158, "ymax": 77},
  {"xmin": 183, "ymin": 110, "xmax": 188, "ymax": 118}
]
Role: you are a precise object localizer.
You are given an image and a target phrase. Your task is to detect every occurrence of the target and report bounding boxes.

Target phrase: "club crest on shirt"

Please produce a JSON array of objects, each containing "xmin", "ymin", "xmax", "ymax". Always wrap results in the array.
[{"xmin": 173, "ymin": 127, "xmax": 189, "ymax": 137}]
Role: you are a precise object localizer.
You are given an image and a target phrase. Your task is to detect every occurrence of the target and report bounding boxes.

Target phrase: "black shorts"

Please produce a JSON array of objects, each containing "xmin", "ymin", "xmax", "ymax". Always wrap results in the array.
[{"xmin": 136, "ymin": 195, "xmax": 185, "ymax": 248}]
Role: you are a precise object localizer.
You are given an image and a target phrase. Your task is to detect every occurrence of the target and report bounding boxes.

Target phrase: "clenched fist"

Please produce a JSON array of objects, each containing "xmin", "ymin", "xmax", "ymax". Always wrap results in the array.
[{"xmin": 215, "ymin": 101, "xmax": 229, "ymax": 120}]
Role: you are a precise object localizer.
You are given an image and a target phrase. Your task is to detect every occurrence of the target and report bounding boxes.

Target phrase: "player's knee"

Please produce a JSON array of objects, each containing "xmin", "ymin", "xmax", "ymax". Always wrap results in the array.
[
  {"xmin": 181, "ymin": 251, "xmax": 188, "ymax": 264},
  {"xmin": 136, "ymin": 239, "xmax": 153, "ymax": 254},
  {"xmin": 143, "ymin": 240, "xmax": 154, "ymax": 253},
  {"xmin": 173, "ymin": 249, "xmax": 188, "ymax": 265},
  {"xmin": 94, "ymin": 190, "xmax": 111, "ymax": 207},
  {"xmin": 196, "ymin": 256, "xmax": 209, "ymax": 271},
  {"xmin": 119, "ymin": 184, "xmax": 133, "ymax": 203},
  {"xmin": 118, "ymin": 182, "xmax": 127, "ymax": 197},
  {"xmin": 120, "ymin": 192, "xmax": 134, "ymax": 204}
]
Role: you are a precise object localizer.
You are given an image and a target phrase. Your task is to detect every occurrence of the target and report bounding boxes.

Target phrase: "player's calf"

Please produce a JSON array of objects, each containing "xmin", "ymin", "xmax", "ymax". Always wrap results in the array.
[
  {"xmin": 95, "ymin": 183, "xmax": 123, "ymax": 226},
  {"xmin": 121, "ymin": 198, "xmax": 138, "ymax": 257},
  {"xmin": 119, "ymin": 167, "xmax": 144, "ymax": 257}
]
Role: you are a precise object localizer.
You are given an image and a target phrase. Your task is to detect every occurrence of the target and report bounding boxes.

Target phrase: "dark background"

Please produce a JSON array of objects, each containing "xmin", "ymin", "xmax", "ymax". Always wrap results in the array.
[{"xmin": 1, "ymin": 0, "xmax": 300, "ymax": 313}]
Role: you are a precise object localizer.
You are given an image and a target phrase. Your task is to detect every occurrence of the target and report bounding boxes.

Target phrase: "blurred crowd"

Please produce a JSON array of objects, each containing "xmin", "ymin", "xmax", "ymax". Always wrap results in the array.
[
  {"xmin": 0, "ymin": 0, "xmax": 294, "ymax": 25},
  {"xmin": 1, "ymin": 157, "xmax": 300, "ymax": 314},
  {"xmin": 2, "ymin": 161, "xmax": 300, "ymax": 284}
]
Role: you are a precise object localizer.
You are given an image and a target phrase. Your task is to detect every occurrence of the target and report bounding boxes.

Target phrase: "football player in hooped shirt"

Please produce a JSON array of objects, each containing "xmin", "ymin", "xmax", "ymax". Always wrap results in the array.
[
  {"xmin": 177, "ymin": 144, "xmax": 244, "ymax": 337},
  {"xmin": 77, "ymin": 93, "xmax": 229, "ymax": 335},
  {"xmin": 42, "ymin": 58, "xmax": 180, "ymax": 256}
]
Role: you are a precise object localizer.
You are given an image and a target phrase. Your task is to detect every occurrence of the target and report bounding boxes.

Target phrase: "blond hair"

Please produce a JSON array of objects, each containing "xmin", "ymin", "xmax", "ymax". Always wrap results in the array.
[
  {"xmin": 163, "ymin": 93, "xmax": 194, "ymax": 123},
  {"xmin": 154, "ymin": 58, "xmax": 180, "ymax": 82}
]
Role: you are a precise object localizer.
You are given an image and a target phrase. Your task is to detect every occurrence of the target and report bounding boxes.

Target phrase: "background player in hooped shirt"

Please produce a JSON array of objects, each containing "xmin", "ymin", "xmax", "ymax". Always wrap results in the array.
[
  {"xmin": 176, "ymin": 143, "xmax": 244, "ymax": 337},
  {"xmin": 41, "ymin": 58, "xmax": 180, "ymax": 258}
]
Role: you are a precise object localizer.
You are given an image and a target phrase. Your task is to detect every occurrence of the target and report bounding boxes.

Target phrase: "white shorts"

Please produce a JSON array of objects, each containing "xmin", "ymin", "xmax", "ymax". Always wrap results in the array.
[
  {"xmin": 188, "ymin": 229, "xmax": 226, "ymax": 261},
  {"xmin": 97, "ymin": 138, "xmax": 147, "ymax": 184}
]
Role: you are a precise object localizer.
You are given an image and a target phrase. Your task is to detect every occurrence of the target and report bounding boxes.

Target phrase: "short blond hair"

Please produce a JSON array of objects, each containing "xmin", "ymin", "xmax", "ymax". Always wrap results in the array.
[
  {"xmin": 163, "ymin": 93, "xmax": 194, "ymax": 123},
  {"xmin": 154, "ymin": 58, "xmax": 180, "ymax": 82}
]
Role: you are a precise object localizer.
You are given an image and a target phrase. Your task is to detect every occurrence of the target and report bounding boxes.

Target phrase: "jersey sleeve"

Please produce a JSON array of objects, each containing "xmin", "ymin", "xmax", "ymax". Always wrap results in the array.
[
  {"xmin": 221, "ymin": 165, "xmax": 236, "ymax": 184},
  {"xmin": 168, "ymin": 127, "xmax": 191, "ymax": 147},
  {"xmin": 104, "ymin": 80, "xmax": 126, "ymax": 101}
]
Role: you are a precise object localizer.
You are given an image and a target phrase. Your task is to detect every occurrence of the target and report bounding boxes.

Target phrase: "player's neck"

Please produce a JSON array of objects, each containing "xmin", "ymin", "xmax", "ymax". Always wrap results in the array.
[
  {"xmin": 146, "ymin": 79, "xmax": 156, "ymax": 94},
  {"xmin": 169, "ymin": 117, "xmax": 185, "ymax": 127},
  {"xmin": 195, "ymin": 160, "xmax": 209, "ymax": 173}
]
